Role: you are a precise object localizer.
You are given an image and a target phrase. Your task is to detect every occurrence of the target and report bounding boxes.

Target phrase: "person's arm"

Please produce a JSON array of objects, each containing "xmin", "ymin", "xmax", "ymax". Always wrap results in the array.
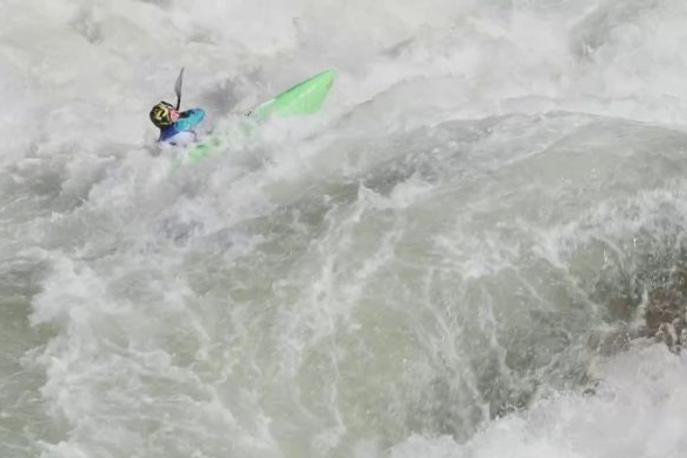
[{"xmin": 175, "ymin": 109, "xmax": 206, "ymax": 132}]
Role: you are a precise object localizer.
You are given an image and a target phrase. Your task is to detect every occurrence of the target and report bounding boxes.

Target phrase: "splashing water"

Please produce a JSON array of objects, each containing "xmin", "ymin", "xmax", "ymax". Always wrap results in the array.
[{"xmin": 3, "ymin": 0, "xmax": 687, "ymax": 457}]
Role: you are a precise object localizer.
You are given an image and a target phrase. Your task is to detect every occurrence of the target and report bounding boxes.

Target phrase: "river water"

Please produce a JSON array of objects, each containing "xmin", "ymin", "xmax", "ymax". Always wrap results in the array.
[{"xmin": 2, "ymin": 0, "xmax": 687, "ymax": 456}]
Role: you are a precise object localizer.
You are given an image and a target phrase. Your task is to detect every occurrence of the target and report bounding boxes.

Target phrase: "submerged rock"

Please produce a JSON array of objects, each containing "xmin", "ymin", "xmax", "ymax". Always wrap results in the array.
[{"xmin": 646, "ymin": 280, "xmax": 687, "ymax": 352}]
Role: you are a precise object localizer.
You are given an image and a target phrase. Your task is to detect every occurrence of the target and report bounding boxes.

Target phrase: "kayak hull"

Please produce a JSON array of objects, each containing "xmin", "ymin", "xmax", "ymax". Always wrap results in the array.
[
  {"xmin": 251, "ymin": 69, "xmax": 337, "ymax": 120},
  {"xmin": 181, "ymin": 69, "xmax": 337, "ymax": 166}
]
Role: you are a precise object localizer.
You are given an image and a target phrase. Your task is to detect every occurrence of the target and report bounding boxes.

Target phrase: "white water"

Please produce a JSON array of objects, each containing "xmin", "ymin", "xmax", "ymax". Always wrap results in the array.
[{"xmin": 3, "ymin": 0, "xmax": 687, "ymax": 457}]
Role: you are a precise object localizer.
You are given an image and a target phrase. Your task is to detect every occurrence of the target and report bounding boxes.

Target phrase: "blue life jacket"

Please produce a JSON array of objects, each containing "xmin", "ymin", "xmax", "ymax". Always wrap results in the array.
[{"xmin": 159, "ymin": 108, "xmax": 206, "ymax": 144}]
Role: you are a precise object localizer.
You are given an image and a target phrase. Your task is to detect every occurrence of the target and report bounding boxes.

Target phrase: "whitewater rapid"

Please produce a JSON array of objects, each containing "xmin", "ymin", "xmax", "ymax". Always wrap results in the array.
[{"xmin": 3, "ymin": 0, "xmax": 687, "ymax": 457}]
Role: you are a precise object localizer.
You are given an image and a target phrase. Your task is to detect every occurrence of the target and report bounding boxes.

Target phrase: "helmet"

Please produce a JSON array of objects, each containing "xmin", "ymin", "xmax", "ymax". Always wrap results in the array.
[{"xmin": 150, "ymin": 101, "xmax": 175, "ymax": 128}]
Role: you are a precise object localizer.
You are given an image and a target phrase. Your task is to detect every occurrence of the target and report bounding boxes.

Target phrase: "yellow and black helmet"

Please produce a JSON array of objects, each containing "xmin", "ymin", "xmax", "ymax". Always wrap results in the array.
[{"xmin": 149, "ymin": 101, "xmax": 175, "ymax": 128}]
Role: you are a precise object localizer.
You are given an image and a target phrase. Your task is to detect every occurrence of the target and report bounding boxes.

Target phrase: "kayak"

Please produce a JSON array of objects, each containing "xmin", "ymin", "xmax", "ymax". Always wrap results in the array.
[
  {"xmin": 250, "ymin": 69, "xmax": 337, "ymax": 119},
  {"xmin": 181, "ymin": 69, "xmax": 337, "ymax": 165}
]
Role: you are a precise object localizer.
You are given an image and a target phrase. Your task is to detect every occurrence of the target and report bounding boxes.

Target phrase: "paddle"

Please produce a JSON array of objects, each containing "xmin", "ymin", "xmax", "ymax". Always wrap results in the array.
[{"xmin": 174, "ymin": 67, "xmax": 184, "ymax": 110}]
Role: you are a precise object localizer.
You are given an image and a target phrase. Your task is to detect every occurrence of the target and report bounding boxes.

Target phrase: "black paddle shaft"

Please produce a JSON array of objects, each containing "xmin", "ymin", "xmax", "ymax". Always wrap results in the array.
[{"xmin": 174, "ymin": 67, "xmax": 184, "ymax": 110}]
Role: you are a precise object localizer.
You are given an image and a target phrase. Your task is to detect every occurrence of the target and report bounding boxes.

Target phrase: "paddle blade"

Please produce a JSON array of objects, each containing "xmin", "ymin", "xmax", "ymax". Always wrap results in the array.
[{"xmin": 174, "ymin": 67, "xmax": 185, "ymax": 110}]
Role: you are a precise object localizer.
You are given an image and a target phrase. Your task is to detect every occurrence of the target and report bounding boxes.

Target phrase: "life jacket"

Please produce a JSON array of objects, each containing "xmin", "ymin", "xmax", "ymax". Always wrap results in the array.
[{"xmin": 159, "ymin": 108, "xmax": 206, "ymax": 145}]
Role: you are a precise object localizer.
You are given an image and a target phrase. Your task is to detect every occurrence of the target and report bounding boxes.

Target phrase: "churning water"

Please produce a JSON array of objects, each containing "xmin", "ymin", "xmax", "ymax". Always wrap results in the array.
[{"xmin": 2, "ymin": 0, "xmax": 687, "ymax": 456}]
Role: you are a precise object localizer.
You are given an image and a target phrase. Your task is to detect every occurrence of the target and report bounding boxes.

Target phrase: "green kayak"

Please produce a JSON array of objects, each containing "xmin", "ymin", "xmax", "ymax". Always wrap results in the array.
[{"xmin": 182, "ymin": 69, "xmax": 337, "ymax": 165}]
